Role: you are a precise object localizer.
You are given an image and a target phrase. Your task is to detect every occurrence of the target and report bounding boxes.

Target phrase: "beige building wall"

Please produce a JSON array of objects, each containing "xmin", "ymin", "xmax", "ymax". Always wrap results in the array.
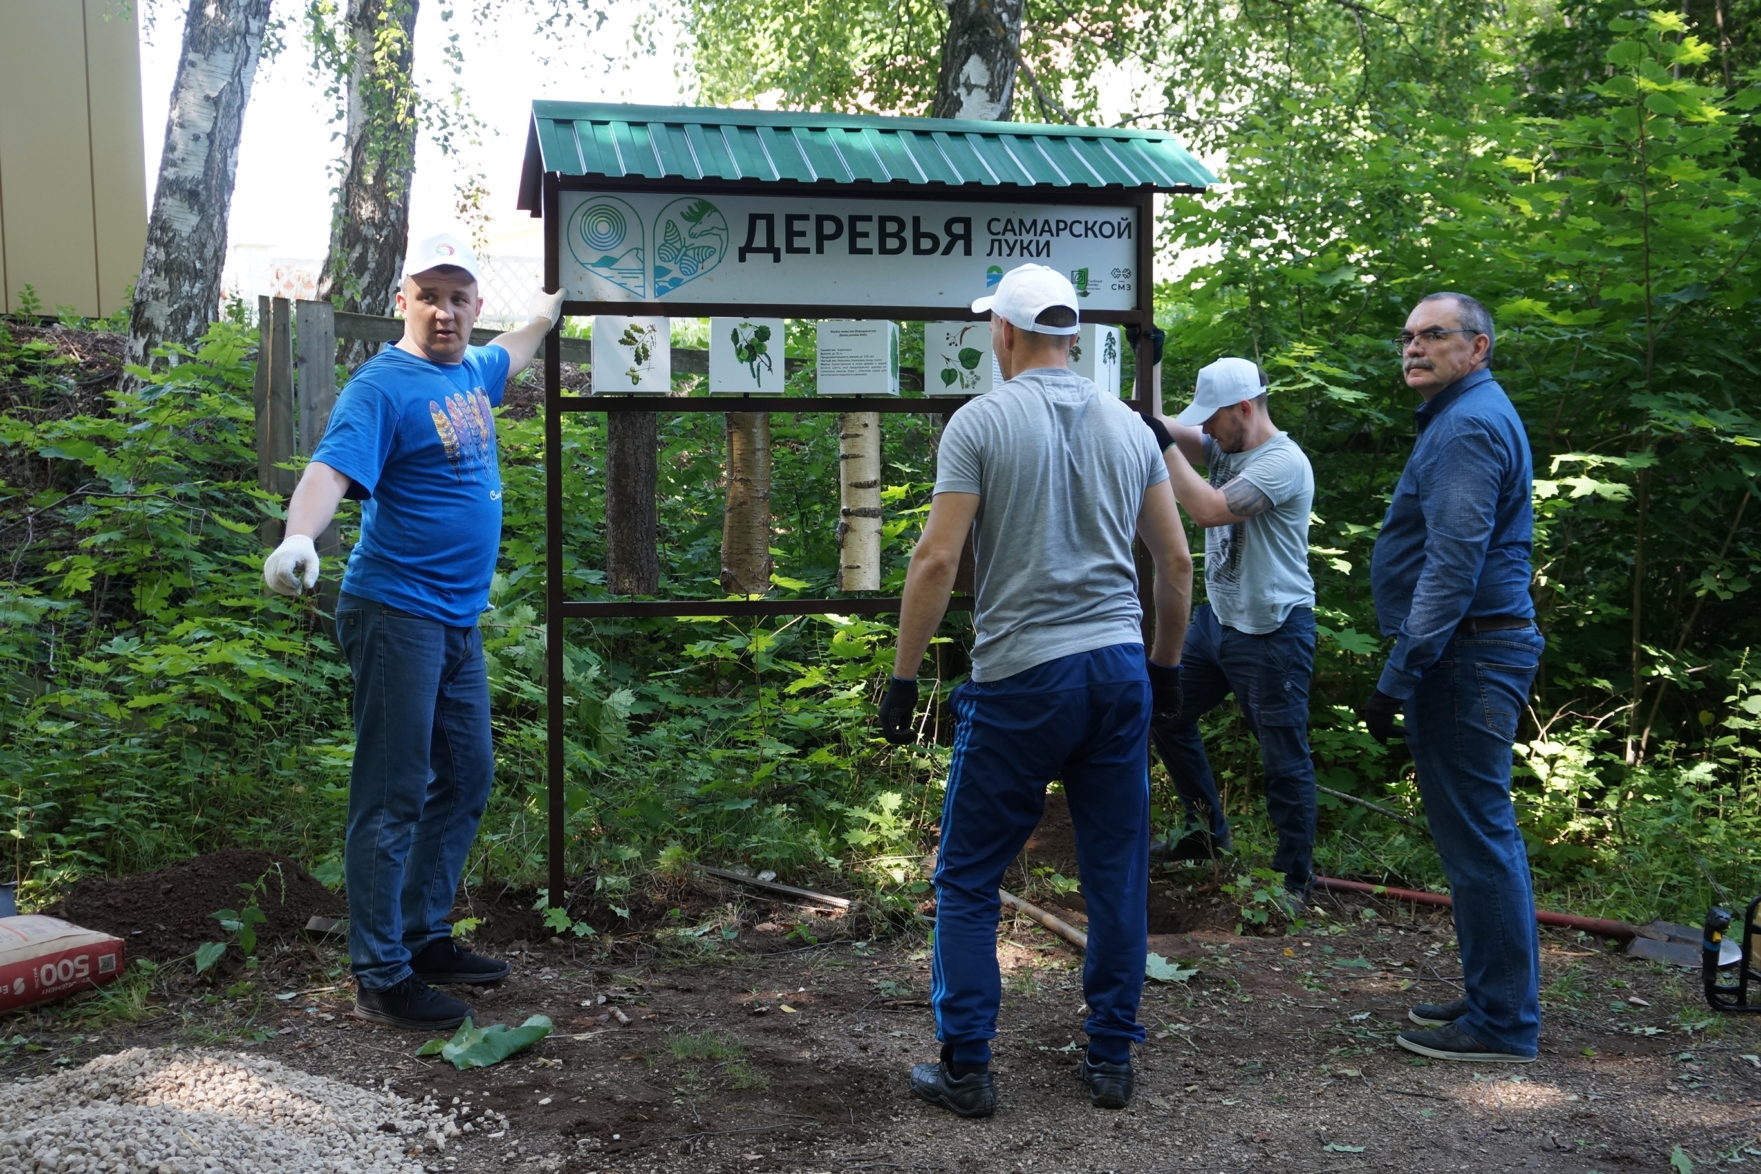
[{"xmin": 0, "ymin": 0, "xmax": 147, "ymax": 319}]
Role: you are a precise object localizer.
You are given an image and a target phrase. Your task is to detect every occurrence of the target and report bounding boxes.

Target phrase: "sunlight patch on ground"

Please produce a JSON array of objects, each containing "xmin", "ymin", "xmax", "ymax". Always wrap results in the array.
[{"xmin": 1449, "ymin": 1073, "xmax": 1576, "ymax": 1112}]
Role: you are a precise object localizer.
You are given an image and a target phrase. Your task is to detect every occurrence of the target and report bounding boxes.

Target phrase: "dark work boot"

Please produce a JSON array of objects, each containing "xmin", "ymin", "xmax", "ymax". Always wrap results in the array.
[
  {"xmin": 909, "ymin": 1060, "xmax": 996, "ymax": 1118},
  {"xmin": 1078, "ymin": 1055, "xmax": 1134, "ymax": 1109}
]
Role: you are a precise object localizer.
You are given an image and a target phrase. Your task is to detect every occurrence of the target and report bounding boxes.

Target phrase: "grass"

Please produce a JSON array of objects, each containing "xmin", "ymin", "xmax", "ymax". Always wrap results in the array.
[
  {"xmin": 664, "ymin": 1029, "xmax": 770, "ymax": 1092},
  {"xmin": 668, "ymin": 1029, "xmax": 745, "ymax": 1063},
  {"xmin": 1541, "ymin": 961, "xmax": 1594, "ymax": 1011},
  {"xmin": 5, "ymin": 958, "xmax": 165, "ymax": 1039}
]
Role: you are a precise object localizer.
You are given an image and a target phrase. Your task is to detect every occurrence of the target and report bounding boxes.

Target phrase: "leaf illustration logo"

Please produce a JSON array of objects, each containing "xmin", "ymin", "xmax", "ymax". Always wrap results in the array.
[
  {"xmin": 570, "ymin": 197, "xmax": 730, "ymax": 300},
  {"xmin": 653, "ymin": 198, "xmax": 728, "ymax": 296}
]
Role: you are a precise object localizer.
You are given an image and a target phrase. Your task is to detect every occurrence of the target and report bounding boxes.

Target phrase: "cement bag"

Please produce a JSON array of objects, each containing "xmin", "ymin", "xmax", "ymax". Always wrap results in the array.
[{"xmin": 0, "ymin": 915, "xmax": 126, "ymax": 1012}]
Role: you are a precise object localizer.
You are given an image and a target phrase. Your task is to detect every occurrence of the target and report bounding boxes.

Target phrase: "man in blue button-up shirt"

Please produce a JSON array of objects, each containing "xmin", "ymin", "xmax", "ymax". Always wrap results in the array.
[{"xmin": 1361, "ymin": 291, "xmax": 1546, "ymax": 1064}]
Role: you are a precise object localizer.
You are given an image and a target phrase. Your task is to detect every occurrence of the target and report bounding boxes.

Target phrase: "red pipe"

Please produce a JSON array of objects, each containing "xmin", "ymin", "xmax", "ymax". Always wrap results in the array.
[{"xmin": 1313, "ymin": 875, "xmax": 1642, "ymax": 941}]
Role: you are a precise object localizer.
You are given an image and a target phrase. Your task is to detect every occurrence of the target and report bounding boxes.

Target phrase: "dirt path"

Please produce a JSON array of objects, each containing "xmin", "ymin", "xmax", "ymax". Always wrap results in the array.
[{"xmin": 8, "ymin": 819, "xmax": 1761, "ymax": 1173}]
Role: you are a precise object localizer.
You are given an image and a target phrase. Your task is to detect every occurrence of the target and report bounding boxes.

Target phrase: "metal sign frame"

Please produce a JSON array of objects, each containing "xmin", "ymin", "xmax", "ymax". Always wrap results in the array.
[{"xmin": 533, "ymin": 125, "xmax": 1190, "ymax": 904}]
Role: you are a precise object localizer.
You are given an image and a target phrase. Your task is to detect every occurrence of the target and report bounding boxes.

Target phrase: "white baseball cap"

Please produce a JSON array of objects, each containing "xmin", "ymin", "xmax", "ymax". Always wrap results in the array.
[
  {"xmin": 1174, "ymin": 357, "xmax": 1265, "ymax": 427},
  {"xmin": 402, "ymin": 231, "xmax": 481, "ymax": 283},
  {"xmin": 970, "ymin": 264, "xmax": 1081, "ymax": 336}
]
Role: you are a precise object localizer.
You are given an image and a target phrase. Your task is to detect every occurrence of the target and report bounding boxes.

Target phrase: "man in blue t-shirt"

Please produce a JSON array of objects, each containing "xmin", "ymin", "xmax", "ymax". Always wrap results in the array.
[
  {"xmin": 263, "ymin": 231, "xmax": 563, "ymax": 1030},
  {"xmin": 1141, "ymin": 358, "xmax": 1318, "ymax": 907},
  {"xmin": 877, "ymin": 264, "xmax": 1192, "ymax": 1117}
]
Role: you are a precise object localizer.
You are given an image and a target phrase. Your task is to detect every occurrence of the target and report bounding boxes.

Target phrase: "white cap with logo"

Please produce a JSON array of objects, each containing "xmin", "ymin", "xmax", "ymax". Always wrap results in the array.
[
  {"xmin": 970, "ymin": 263, "xmax": 1081, "ymax": 336},
  {"xmin": 1174, "ymin": 357, "xmax": 1264, "ymax": 427},
  {"xmin": 402, "ymin": 231, "xmax": 481, "ymax": 283}
]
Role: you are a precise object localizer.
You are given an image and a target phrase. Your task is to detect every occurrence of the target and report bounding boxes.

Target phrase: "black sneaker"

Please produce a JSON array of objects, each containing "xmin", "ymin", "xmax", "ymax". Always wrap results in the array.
[
  {"xmin": 1396, "ymin": 1023, "xmax": 1535, "ymax": 1064},
  {"xmin": 909, "ymin": 1061, "xmax": 996, "ymax": 1118},
  {"xmin": 1408, "ymin": 997, "xmax": 1468, "ymax": 1027},
  {"xmin": 353, "ymin": 976, "xmax": 470, "ymax": 1030},
  {"xmin": 1078, "ymin": 1056, "xmax": 1134, "ymax": 1109},
  {"xmin": 410, "ymin": 937, "xmax": 510, "ymax": 985}
]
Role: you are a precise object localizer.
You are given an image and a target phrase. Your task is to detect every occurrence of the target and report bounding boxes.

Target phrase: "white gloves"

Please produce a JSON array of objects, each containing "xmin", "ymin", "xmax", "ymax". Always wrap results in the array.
[
  {"xmin": 263, "ymin": 534, "xmax": 319, "ymax": 595},
  {"xmin": 529, "ymin": 288, "xmax": 565, "ymax": 330}
]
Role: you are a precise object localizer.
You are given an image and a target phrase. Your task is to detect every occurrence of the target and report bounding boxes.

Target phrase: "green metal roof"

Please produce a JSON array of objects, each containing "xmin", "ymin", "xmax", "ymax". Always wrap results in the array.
[{"xmin": 518, "ymin": 103, "xmax": 1214, "ymax": 210}]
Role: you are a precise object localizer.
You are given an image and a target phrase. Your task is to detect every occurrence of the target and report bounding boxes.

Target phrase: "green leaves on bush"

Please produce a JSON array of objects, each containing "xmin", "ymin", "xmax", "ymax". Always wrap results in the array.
[{"xmin": 2, "ymin": 322, "xmax": 352, "ymax": 889}]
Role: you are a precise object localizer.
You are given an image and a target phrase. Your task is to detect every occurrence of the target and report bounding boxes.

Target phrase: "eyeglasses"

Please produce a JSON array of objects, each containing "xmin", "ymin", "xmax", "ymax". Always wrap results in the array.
[{"xmin": 1395, "ymin": 328, "xmax": 1480, "ymax": 349}]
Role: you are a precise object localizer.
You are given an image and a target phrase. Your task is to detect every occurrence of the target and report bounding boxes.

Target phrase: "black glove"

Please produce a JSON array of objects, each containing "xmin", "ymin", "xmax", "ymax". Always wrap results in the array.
[
  {"xmin": 1359, "ymin": 688, "xmax": 1404, "ymax": 744},
  {"xmin": 1147, "ymin": 660, "xmax": 1182, "ymax": 718},
  {"xmin": 1140, "ymin": 411, "xmax": 1175, "ymax": 452},
  {"xmin": 1126, "ymin": 323, "xmax": 1166, "ymax": 367},
  {"xmin": 878, "ymin": 676, "xmax": 920, "ymax": 744}
]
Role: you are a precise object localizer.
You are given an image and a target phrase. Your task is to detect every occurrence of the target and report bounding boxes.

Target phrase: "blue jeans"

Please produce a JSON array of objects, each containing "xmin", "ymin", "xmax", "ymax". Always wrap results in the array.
[
  {"xmin": 1405, "ymin": 624, "xmax": 1545, "ymax": 1057},
  {"xmin": 336, "ymin": 592, "xmax": 494, "ymax": 991},
  {"xmin": 931, "ymin": 644, "xmax": 1151, "ymax": 1067},
  {"xmin": 1148, "ymin": 605, "xmax": 1317, "ymax": 891}
]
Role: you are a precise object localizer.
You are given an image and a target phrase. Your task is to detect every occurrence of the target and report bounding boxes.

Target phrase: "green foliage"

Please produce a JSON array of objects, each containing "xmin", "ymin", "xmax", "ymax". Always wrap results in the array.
[
  {"xmin": 1144, "ymin": 953, "xmax": 1199, "ymax": 983},
  {"xmin": 1222, "ymin": 866, "xmax": 1302, "ymax": 934},
  {"xmin": 416, "ymin": 1014, "xmax": 554, "ymax": 1069},
  {"xmin": 617, "ymin": 321, "xmax": 657, "ymax": 385},
  {"xmin": 1, "ymin": 322, "xmax": 352, "ymax": 894},
  {"xmin": 680, "ymin": 0, "xmax": 943, "ymax": 114},
  {"xmin": 534, "ymin": 892, "xmax": 597, "ymax": 939},
  {"xmin": 462, "ymin": 393, "xmax": 945, "ymax": 907},
  {"xmin": 8, "ymin": 3, "xmax": 1761, "ymax": 939},
  {"xmin": 1136, "ymin": 2, "xmax": 1761, "ymax": 920},
  {"xmin": 1029, "ymin": 865, "xmax": 1080, "ymax": 898},
  {"xmin": 664, "ymin": 1027, "xmax": 769, "ymax": 1090},
  {"xmin": 474, "ymin": 594, "xmax": 942, "ymax": 902},
  {"xmin": 730, "ymin": 321, "xmax": 773, "ymax": 385},
  {"xmin": 676, "ymin": 0, "xmax": 1145, "ymax": 122},
  {"xmin": 195, "ymin": 865, "xmax": 284, "ymax": 975}
]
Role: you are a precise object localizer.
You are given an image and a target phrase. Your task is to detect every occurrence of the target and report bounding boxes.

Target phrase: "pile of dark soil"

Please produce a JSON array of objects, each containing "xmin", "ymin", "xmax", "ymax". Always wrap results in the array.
[{"xmin": 45, "ymin": 848, "xmax": 345, "ymax": 964}]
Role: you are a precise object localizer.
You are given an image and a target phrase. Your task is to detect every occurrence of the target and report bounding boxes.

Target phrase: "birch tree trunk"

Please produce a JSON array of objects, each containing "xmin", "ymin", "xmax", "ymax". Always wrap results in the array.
[
  {"xmin": 838, "ymin": 412, "xmax": 881, "ymax": 591},
  {"xmin": 125, "ymin": 0, "xmax": 271, "ymax": 389},
  {"xmin": 931, "ymin": 0, "xmax": 1023, "ymax": 120},
  {"xmin": 720, "ymin": 412, "xmax": 774, "ymax": 595},
  {"xmin": 605, "ymin": 414, "xmax": 660, "ymax": 595},
  {"xmin": 929, "ymin": 0, "xmax": 1019, "ymax": 654},
  {"xmin": 317, "ymin": 0, "xmax": 422, "ymax": 372}
]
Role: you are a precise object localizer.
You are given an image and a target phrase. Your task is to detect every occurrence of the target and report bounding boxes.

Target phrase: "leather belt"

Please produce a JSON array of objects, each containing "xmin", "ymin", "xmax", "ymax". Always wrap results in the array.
[{"xmin": 1455, "ymin": 614, "xmax": 1532, "ymax": 637}]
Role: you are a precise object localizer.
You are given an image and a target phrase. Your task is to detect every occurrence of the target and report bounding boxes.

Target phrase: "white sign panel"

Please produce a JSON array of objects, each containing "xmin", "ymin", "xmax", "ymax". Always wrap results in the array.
[
  {"xmin": 591, "ymin": 316, "xmax": 671, "ymax": 394},
  {"xmin": 816, "ymin": 322, "xmax": 899, "ymax": 396},
  {"xmin": 559, "ymin": 191, "xmax": 1139, "ymax": 312},
  {"xmin": 709, "ymin": 317, "xmax": 785, "ymax": 394},
  {"xmin": 925, "ymin": 321, "xmax": 994, "ymax": 396}
]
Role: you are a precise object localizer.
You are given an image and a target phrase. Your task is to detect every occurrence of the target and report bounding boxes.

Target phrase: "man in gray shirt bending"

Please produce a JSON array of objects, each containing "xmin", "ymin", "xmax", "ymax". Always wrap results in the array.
[{"xmin": 1143, "ymin": 357, "xmax": 1318, "ymax": 908}]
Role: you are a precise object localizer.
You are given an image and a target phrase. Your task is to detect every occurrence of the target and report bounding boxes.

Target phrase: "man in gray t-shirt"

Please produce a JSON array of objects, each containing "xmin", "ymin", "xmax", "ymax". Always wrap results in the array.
[
  {"xmin": 877, "ymin": 264, "xmax": 1192, "ymax": 1118},
  {"xmin": 1142, "ymin": 356, "xmax": 1319, "ymax": 904}
]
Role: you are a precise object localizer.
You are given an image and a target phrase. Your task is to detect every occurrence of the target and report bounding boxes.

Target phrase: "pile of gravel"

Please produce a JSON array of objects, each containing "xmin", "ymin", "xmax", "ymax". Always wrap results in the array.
[{"xmin": 1, "ymin": 1047, "xmax": 468, "ymax": 1173}]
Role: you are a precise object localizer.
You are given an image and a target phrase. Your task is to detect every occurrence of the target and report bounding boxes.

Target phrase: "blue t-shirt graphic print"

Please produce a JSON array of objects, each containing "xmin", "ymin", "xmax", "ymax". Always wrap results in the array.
[{"xmin": 427, "ymin": 386, "xmax": 497, "ymax": 480}]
